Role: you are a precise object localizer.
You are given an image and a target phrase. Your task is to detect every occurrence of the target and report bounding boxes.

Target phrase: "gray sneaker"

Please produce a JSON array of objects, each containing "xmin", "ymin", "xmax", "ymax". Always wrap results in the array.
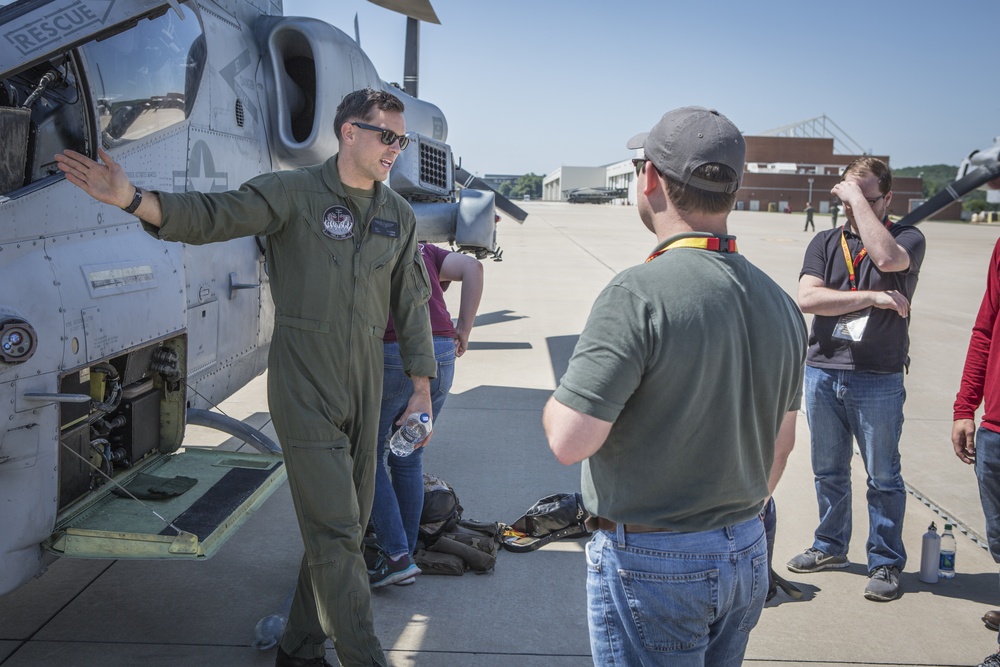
[
  {"xmin": 786, "ymin": 547, "xmax": 850, "ymax": 573},
  {"xmin": 979, "ymin": 652, "xmax": 1000, "ymax": 667},
  {"xmin": 864, "ymin": 565, "xmax": 901, "ymax": 601}
]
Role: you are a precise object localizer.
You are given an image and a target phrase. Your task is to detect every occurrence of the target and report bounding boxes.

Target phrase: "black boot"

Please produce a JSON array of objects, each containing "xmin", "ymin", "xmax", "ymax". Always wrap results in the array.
[{"xmin": 275, "ymin": 647, "xmax": 334, "ymax": 667}]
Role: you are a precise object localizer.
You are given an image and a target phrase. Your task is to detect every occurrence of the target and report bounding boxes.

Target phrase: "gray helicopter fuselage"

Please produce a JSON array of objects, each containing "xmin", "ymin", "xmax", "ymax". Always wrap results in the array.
[{"xmin": 0, "ymin": 0, "xmax": 494, "ymax": 596}]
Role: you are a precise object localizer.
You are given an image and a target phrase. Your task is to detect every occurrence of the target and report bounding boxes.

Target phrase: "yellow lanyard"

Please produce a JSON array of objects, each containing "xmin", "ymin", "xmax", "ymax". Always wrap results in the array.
[
  {"xmin": 838, "ymin": 218, "xmax": 891, "ymax": 291},
  {"xmin": 839, "ymin": 229, "xmax": 866, "ymax": 291},
  {"xmin": 646, "ymin": 236, "xmax": 738, "ymax": 263}
]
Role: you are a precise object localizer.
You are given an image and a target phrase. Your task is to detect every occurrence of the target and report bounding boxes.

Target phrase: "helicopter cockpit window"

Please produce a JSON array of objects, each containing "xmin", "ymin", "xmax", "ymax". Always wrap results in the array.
[
  {"xmin": 0, "ymin": 5, "xmax": 205, "ymax": 197},
  {"xmin": 81, "ymin": 4, "xmax": 204, "ymax": 148}
]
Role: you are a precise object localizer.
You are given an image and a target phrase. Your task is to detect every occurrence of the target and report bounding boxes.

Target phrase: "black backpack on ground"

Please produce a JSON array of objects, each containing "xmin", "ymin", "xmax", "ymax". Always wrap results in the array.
[
  {"xmin": 418, "ymin": 474, "xmax": 463, "ymax": 543},
  {"xmin": 412, "ymin": 475, "xmax": 502, "ymax": 575}
]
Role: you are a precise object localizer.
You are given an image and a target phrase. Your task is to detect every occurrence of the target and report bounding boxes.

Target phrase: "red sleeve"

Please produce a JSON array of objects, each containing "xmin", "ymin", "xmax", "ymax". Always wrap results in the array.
[
  {"xmin": 954, "ymin": 239, "xmax": 1000, "ymax": 420},
  {"xmin": 426, "ymin": 243, "xmax": 450, "ymax": 274},
  {"xmin": 424, "ymin": 243, "xmax": 452, "ymax": 289}
]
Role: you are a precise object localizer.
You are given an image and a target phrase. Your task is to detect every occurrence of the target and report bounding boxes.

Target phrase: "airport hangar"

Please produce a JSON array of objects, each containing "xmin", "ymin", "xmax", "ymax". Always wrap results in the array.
[{"xmin": 541, "ymin": 118, "xmax": 962, "ymax": 221}]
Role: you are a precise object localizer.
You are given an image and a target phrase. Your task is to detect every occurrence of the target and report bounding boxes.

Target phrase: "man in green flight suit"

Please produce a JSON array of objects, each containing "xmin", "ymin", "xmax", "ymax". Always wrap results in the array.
[{"xmin": 56, "ymin": 88, "xmax": 436, "ymax": 667}]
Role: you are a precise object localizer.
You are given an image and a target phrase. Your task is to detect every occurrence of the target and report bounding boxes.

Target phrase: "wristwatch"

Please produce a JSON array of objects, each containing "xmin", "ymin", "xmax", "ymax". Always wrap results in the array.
[{"xmin": 122, "ymin": 186, "xmax": 142, "ymax": 215}]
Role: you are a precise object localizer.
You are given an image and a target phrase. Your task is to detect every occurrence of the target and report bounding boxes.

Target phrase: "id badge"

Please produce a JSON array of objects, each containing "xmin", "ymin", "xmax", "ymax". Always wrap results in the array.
[{"xmin": 832, "ymin": 308, "xmax": 871, "ymax": 342}]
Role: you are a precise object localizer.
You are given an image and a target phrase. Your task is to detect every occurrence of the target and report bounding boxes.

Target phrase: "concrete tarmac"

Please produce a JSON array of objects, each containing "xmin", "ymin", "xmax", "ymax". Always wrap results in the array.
[{"xmin": 2, "ymin": 202, "xmax": 1000, "ymax": 666}]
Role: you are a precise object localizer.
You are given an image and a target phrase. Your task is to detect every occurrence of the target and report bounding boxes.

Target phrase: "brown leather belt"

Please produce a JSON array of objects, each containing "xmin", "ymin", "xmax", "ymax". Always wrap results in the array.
[{"xmin": 595, "ymin": 517, "xmax": 671, "ymax": 534}]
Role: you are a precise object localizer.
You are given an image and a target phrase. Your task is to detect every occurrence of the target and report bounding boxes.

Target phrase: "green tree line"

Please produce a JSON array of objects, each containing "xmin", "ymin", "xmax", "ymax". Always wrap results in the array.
[
  {"xmin": 895, "ymin": 165, "xmax": 998, "ymax": 213},
  {"xmin": 497, "ymin": 173, "xmax": 542, "ymax": 200}
]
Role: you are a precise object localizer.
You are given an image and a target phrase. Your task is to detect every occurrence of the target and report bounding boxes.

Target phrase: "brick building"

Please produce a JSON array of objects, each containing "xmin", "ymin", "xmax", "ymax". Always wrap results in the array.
[{"xmin": 737, "ymin": 136, "xmax": 962, "ymax": 220}]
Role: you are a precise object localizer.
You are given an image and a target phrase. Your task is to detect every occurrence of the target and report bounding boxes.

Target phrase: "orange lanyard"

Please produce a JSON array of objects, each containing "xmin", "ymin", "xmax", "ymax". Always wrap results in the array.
[
  {"xmin": 839, "ymin": 219, "xmax": 891, "ymax": 291},
  {"xmin": 646, "ymin": 236, "xmax": 738, "ymax": 263}
]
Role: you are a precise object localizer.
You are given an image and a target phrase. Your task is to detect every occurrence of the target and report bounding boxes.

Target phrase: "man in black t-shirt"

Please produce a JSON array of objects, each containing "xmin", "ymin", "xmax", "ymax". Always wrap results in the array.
[{"xmin": 786, "ymin": 157, "xmax": 925, "ymax": 603}]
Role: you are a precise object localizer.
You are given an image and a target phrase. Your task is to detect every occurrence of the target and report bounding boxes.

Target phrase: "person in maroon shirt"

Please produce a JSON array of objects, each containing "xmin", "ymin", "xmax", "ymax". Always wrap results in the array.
[
  {"xmin": 367, "ymin": 243, "xmax": 484, "ymax": 587},
  {"xmin": 952, "ymin": 189, "xmax": 1000, "ymax": 667}
]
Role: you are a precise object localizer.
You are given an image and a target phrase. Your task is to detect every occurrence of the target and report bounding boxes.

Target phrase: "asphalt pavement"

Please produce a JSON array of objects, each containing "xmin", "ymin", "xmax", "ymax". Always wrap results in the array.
[{"xmin": 2, "ymin": 202, "xmax": 999, "ymax": 666}]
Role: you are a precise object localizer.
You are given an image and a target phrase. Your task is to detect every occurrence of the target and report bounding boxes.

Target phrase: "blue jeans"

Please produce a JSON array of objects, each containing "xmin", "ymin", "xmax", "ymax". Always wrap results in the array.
[
  {"xmin": 586, "ymin": 517, "xmax": 767, "ymax": 667},
  {"xmin": 974, "ymin": 426, "xmax": 1000, "ymax": 646},
  {"xmin": 804, "ymin": 366, "xmax": 907, "ymax": 571},
  {"xmin": 976, "ymin": 426, "xmax": 1000, "ymax": 564},
  {"xmin": 369, "ymin": 338, "xmax": 455, "ymax": 557}
]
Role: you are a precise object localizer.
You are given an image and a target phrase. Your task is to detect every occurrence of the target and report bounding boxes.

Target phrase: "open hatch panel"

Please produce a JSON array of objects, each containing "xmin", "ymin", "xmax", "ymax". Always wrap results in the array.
[{"xmin": 45, "ymin": 448, "xmax": 285, "ymax": 560}]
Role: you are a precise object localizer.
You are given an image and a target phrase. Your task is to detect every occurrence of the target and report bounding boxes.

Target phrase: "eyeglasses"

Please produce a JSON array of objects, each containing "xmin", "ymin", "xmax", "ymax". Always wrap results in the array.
[
  {"xmin": 351, "ymin": 122, "xmax": 409, "ymax": 150},
  {"xmin": 865, "ymin": 194, "xmax": 886, "ymax": 206},
  {"xmin": 632, "ymin": 158, "xmax": 648, "ymax": 177}
]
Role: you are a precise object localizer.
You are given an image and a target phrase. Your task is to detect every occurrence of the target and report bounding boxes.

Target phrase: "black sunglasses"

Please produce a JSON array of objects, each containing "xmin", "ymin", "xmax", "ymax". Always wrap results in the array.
[
  {"xmin": 632, "ymin": 158, "xmax": 648, "ymax": 177},
  {"xmin": 351, "ymin": 122, "xmax": 409, "ymax": 150}
]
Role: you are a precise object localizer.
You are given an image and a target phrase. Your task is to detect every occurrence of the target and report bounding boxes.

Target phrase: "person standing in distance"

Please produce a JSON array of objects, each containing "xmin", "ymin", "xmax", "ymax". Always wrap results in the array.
[
  {"xmin": 787, "ymin": 157, "xmax": 925, "ymax": 603},
  {"xmin": 543, "ymin": 106, "xmax": 806, "ymax": 666},
  {"xmin": 55, "ymin": 88, "xmax": 436, "ymax": 667}
]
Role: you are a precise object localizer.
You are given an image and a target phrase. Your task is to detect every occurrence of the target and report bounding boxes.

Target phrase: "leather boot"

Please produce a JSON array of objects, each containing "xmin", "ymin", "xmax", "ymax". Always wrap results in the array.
[{"xmin": 275, "ymin": 646, "xmax": 333, "ymax": 667}]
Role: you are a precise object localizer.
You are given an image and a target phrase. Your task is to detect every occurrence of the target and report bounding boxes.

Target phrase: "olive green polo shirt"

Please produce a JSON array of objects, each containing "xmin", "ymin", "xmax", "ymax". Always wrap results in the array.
[{"xmin": 554, "ymin": 233, "xmax": 807, "ymax": 532}]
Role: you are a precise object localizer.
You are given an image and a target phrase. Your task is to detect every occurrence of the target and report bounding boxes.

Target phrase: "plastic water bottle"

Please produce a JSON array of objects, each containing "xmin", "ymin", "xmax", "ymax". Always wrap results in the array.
[
  {"xmin": 252, "ymin": 612, "xmax": 286, "ymax": 650},
  {"xmin": 918, "ymin": 521, "xmax": 940, "ymax": 584},
  {"xmin": 939, "ymin": 523, "xmax": 956, "ymax": 579},
  {"xmin": 252, "ymin": 586, "xmax": 293, "ymax": 650},
  {"xmin": 388, "ymin": 412, "xmax": 432, "ymax": 457}
]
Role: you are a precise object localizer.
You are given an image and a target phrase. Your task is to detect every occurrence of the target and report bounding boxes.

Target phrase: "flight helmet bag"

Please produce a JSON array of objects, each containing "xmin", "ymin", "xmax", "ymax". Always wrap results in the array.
[{"xmin": 501, "ymin": 492, "xmax": 592, "ymax": 553}]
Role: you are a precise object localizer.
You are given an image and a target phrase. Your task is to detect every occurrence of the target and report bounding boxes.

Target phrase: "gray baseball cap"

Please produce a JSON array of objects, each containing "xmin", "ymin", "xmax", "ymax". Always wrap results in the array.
[{"xmin": 626, "ymin": 106, "xmax": 745, "ymax": 194}]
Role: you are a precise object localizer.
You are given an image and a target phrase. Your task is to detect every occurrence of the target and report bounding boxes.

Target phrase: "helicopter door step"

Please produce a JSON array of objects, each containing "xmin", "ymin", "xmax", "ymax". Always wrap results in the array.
[{"xmin": 44, "ymin": 448, "xmax": 285, "ymax": 560}]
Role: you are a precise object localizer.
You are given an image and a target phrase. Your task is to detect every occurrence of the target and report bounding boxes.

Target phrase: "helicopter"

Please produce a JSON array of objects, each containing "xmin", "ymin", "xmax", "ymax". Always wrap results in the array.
[
  {"xmin": 897, "ymin": 137, "xmax": 1000, "ymax": 226},
  {"xmin": 0, "ymin": 0, "xmax": 524, "ymax": 597}
]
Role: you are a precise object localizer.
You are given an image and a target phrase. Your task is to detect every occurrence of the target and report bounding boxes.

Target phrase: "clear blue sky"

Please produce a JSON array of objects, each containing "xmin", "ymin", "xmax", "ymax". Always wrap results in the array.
[{"xmin": 284, "ymin": 0, "xmax": 999, "ymax": 177}]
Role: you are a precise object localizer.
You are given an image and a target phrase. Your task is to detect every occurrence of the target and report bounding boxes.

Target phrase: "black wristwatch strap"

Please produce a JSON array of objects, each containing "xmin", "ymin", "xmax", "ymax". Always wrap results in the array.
[{"xmin": 122, "ymin": 186, "xmax": 142, "ymax": 214}]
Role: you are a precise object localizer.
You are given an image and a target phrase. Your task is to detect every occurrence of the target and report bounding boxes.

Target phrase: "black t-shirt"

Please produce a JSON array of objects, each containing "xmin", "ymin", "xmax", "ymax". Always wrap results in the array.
[{"xmin": 799, "ymin": 222, "xmax": 926, "ymax": 372}]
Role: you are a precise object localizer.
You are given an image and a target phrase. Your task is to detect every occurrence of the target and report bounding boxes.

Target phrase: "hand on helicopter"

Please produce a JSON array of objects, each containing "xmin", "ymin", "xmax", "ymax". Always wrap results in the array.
[{"xmin": 54, "ymin": 148, "xmax": 135, "ymax": 209}]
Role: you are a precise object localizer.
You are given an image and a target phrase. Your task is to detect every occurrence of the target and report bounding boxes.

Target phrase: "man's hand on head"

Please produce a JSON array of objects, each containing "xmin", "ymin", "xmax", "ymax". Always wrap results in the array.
[{"xmin": 830, "ymin": 180, "xmax": 865, "ymax": 208}]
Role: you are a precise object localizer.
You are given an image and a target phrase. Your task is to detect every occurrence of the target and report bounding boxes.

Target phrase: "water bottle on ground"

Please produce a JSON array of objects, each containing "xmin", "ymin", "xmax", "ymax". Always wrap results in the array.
[
  {"xmin": 252, "ymin": 613, "xmax": 287, "ymax": 650},
  {"xmin": 389, "ymin": 412, "xmax": 432, "ymax": 457},
  {"xmin": 252, "ymin": 586, "xmax": 294, "ymax": 650},
  {"xmin": 939, "ymin": 523, "xmax": 957, "ymax": 579},
  {"xmin": 918, "ymin": 521, "xmax": 940, "ymax": 584}
]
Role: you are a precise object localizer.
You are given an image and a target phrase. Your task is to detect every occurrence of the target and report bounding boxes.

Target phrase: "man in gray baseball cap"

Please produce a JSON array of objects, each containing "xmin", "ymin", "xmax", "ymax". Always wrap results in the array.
[
  {"xmin": 626, "ymin": 105, "xmax": 745, "ymax": 194},
  {"xmin": 543, "ymin": 106, "xmax": 806, "ymax": 666}
]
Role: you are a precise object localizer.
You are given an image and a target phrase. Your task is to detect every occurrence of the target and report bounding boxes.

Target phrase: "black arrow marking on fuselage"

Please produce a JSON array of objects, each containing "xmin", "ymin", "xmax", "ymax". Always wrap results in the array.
[{"xmin": 219, "ymin": 48, "xmax": 259, "ymax": 124}]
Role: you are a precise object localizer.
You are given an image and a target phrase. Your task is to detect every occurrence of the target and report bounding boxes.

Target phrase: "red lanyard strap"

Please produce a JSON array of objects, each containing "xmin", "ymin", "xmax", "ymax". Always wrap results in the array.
[{"xmin": 646, "ymin": 236, "xmax": 738, "ymax": 263}]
